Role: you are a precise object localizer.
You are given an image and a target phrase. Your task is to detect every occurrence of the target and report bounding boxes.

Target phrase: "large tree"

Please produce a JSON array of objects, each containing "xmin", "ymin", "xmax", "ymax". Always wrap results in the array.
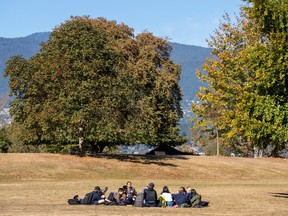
[
  {"xmin": 192, "ymin": 0, "xmax": 288, "ymax": 156},
  {"xmin": 4, "ymin": 16, "xmax": 184, "ymax": 152}
]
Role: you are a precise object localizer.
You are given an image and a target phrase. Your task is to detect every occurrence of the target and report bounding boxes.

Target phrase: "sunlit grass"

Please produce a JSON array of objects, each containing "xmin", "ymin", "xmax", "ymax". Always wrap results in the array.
[{"xmin": 0, "ymin": 153, "xmax": 287, "ymax": 215}]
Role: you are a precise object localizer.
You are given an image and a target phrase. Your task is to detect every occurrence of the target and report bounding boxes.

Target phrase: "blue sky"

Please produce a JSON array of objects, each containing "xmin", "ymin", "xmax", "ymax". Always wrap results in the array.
[{"xmin": 0, "ymin": 0, "xmax": 243, "ymax": 47}]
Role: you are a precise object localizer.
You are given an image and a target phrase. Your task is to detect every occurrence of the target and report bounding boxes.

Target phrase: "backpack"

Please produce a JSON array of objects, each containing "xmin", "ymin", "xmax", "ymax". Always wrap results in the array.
[
  {"xmin": 200, "ymin": 201, "xmax": 209, "ymax": 207},
  {"xmin": 82, "ymin": 191, "xmax": 95, "ymax": 205},
  {"xmin": 145, "ymin": 190, "xmax": 157, "ymax": 204},
  {"xmin": 134, "ymin": 192, "xmax": 144, "ymax": 207}
]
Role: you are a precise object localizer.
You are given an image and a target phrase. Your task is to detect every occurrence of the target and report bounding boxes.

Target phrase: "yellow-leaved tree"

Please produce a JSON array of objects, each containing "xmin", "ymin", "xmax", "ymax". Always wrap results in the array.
[{"xmin": 192, "ymin": 0, "xmax": 288, "ymax": 157}]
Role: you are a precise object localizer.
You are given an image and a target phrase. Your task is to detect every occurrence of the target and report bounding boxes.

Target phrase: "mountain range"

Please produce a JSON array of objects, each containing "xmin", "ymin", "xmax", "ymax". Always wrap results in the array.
[{"xmin": 0, "ymin": 32, "xmax": 212, "ymax": 140}]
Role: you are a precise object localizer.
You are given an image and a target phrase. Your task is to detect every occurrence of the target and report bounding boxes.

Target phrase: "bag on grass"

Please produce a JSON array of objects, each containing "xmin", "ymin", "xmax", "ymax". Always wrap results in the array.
[
  {"xmin": 134, "ymin": 192, "xmax": 144, "ymax": 207},
  {"xmin": 68, "ymin": 195, "xmax": 81, "ymax": 205},
  {"xmin": 67, "ymin": 198, "xmax": 81, "ymax": 205},
  {"xmin": 200, "ymin": 201, "xmax": 209, "ymax": 207}
]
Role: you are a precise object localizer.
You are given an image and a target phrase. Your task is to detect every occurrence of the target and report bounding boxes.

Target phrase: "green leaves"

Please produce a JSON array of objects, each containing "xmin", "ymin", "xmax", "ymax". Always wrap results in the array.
[
  {"xmin": 5, "ymin": 17, "xmax": 183, "ymax": 149},
  {"xmin": 193, "ymin": 0, "xmax": 288, "ymax": 156}
]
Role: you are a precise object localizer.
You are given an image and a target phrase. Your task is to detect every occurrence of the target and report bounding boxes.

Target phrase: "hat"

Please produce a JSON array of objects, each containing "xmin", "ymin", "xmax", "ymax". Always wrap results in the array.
[{"xmin": 148, "ymin": 183, "xmax": 154, "ymax": 188}]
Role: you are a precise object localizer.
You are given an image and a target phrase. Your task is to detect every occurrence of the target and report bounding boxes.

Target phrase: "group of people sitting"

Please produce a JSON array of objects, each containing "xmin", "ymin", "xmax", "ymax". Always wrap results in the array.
[{"xmin": 68, "ymin": 181, "xmax": 208, "ymax": 208}]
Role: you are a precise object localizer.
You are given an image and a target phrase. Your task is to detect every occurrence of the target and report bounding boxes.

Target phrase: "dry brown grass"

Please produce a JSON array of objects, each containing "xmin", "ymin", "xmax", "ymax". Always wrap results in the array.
[{"xmin": 0, "ymin": 153, "xmax": 287, "ymax": 215}]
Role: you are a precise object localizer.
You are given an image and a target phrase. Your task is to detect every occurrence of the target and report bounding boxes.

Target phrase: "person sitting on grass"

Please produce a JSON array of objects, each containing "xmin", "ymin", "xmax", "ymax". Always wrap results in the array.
[
  {"xmin": 188, "ymin": 188, "xmax": 202, "ymax": 208},
  {"xmin": 142, "ymin": 184, "xmax": 149, "ymax": 193},
  {"xmin": 186, "ymin": 187, "xmax": 192, "ymax": 200},
  {"xmin": 106, "ymin": 187, "xmax": 127, "ymax": 205},
  {"xmin": 126, "ymin": 181, "xmax": 137, "ymax": 197},
  {"xmin": 143, "ymin": 183, "xmax": 158, "ymax": 207},
  {"xmin": 158, "ymin": 186, "xmax": 173, "ymax": 207},
  {"xmin": 172, "ymin": 187, "xmax": 188, "ymax": 208},
  {"xmin": 118, "ymin": 192, "xmax": 134, "ymax": 206}
]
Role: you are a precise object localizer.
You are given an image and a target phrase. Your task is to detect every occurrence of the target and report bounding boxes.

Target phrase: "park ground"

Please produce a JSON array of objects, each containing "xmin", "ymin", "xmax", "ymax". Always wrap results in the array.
[{"xmin": 0, "ymin": 153, "xmax": 287, "ymax": 215}]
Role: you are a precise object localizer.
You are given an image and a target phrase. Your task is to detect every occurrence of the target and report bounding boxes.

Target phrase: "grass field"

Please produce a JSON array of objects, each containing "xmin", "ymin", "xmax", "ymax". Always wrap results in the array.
[{"xmin": 0, "ymin": 153, "xmax": 287, "ymax": 216}]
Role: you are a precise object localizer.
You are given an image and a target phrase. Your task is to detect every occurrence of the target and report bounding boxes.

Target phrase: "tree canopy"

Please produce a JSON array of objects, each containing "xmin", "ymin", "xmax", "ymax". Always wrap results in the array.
[
  {"xmin": 4, "ymin": 16, "xmax": 184, "ymax": 152},
  {"xmin": 192, "ymin": 0, "xmax": 288, "ymax": 156}
]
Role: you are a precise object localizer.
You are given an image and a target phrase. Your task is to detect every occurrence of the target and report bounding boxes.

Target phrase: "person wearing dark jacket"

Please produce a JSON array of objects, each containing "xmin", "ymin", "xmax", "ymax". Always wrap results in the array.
[
  {"xmin": 78, "ymin": 186, "xmax": 109, "ymax": 205},
  {"xmin": 107, "ymin": 188, "xmax": 125, "ymax": 204},
  {"xmin": 172, "ymin": 187, "xmax": 188, "ymax": 208},
  {"xmin": 143, "ymin": 183, "xmax": 158, "ymax": 207},
  {"xmin": 118, "ymin": 192, "xmax": 134, "ymax": 206},
  {"xmin": 91, "ymin": 186, "xmax": 110, "ymax": 205}
]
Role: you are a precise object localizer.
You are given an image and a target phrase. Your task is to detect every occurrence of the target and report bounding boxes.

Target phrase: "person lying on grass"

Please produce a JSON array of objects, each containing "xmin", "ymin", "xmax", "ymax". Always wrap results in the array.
[{"xmin": 72, "ymin": 186, "xmax": 110, "ymax": 205}]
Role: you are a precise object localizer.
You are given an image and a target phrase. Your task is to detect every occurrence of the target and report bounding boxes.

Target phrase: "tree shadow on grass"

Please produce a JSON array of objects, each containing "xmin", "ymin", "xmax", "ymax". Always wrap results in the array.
[
  {"xmin": 86, "ymin": 153, "xmax": 191, "ymax": 167},
  {"xmin": 269, "ymin": 192, "xmax": 288, "ymax": 199}
]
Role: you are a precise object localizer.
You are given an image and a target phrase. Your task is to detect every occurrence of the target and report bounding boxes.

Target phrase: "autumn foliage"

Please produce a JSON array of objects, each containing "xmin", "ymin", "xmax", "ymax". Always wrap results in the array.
[
  {"xmin": 4, "ymin": 17, "xmax": 184, "ymax": 151},
  {"xmin": 192, "ymin": 0, "xmax": 288, "ymax": 156}
]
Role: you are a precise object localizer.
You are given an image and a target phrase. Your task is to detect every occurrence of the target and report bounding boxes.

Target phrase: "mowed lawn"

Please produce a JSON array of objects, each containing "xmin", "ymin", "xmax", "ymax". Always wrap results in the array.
[{"xmin": 0, "ymin": 153, "xmax": 287, "ymax": 216}]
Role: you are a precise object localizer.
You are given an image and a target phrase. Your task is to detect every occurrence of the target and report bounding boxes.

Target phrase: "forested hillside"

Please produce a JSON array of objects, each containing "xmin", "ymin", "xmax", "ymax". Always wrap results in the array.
[
  {"xmin": 171, "ymin": 42, "xmax": 211, "ymax": 101},
  {"xmin": 0, "ymin": 32, "xmax": 50, "ymax": 94}
]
